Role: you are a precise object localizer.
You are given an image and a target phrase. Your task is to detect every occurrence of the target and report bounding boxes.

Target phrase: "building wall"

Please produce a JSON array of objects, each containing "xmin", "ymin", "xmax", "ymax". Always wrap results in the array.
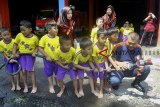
[
  {"xmin": 0, "ymin": 14, "xmax": 2, "ymax": 28},
  {"xmin": 0, "ymin": 0, "xmax": 10, "ymax": 28}
]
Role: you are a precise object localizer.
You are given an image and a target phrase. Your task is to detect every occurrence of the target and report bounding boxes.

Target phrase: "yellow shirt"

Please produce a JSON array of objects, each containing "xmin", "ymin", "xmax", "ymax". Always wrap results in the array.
[
  {"xmin": 90, "ymin": 27, "xmax": 98, "ymax": 43},
  {"xmin": 106, "ymin": 39, "xmax": 115, "ymax": 56},
  {"xmin": 55, "ymin": 47, "xmax": 75, "ymax": 64},
  {"xmin": 92, "ymin": 43, "xmax": 108, "ymax": 63},
  {"xmin": 120, "ymin": 27, "xmax": 134, "ymax": 36},
  {"xmin": 15, "ymin": 33, "xmax": 38, "ymax": 54},
  {"xmin": 123, "ymin": 29, "xmax": 132, "ymax": 36},
  {"xmin": 73, "ymin": 49, "xmax": 92, "ymax": 65},
  {"xmin": 0, "ymin": 39, "xmax": 15, "ymax": 57},
  {"xmin": 39, "ymin": 34, "xmax": 59, "ymax": 60}
]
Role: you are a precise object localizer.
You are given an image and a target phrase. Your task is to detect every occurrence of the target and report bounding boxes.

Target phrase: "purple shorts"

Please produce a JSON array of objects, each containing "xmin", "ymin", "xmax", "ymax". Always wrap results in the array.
[
  {"xmin": 123, "ymin": 35, "xmax": 128, "ymax": 42},
  {"xmin": 44, "ymin": 59, "xmax": 57, "ymax": 77},
  {"xmin": 93, "ymin": 62, "xmax": 106, "ymax": 80},
  {"xmin": 19, "ymin": 54, "xmax": 35, "ymax": 72},
  {"xmin": 119, "ymin": 33, "xmax": 127, "ymax": 42},
  {"xmin": 77, "ymin": 63, "xmax": 93, "ymax": 79},
  {"xmin": 4, "ymin": 58, "xmax": 19, "ymax": 74},
  {"xmin": 57, "ymin": 64, "xmax": 76, "ymax": 80}
]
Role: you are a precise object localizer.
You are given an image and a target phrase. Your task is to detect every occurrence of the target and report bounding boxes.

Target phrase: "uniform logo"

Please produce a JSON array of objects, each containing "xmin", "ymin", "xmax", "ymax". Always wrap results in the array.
[{"xmin": 98, "ymin": 48, "xmax": 110, "ymax": 58}]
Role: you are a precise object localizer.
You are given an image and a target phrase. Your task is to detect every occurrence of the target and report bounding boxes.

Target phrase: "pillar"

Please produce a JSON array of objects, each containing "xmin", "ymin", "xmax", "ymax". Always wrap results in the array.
[
  {"xmin": 157, "ymin": 0, "xmax": 160, "ymax": 47},
  {"xmin": 58, "ymin": 0, "xmax": 70, "ymax": 15},
  {"xmin": 149, "ymin": 0, "xmax": 155, "ymax": 12},
  {"xmin": 89, "ymin": 0, "xmax": 93, "ymax": 31},
  {"xmin": 0, "ymin": 0, "xmax": 10, "ymax": 28},
  {"xmin": 64, "ymin": 0, "xmax": 69, "ymax": 6}
]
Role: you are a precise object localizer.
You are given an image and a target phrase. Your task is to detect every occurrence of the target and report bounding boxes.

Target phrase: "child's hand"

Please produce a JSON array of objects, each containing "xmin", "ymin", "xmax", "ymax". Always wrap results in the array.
[
  {"xmin": 32, "ymin": 52, "xmax": 37, "ymax": 57},
  {"xmin": 12, "ymin": 54, "xmax": 19, "ymax": 58},
  {"xmin": 84, "ymin": 67, "xmax": 92, "ymax": 72},
  {"xmin": 99, "ymin": 67, "xmax": 104, "ymax": 72},
  {"xmin": 9, "ymin": 59, "xmax": 17, "ymax": 63},
  {"xmin": 106, "ymin": 67, "xmax": 111, "ymax": 72},
  {"xmin": 46, "ymin": 56, "xmax": 52, "ymax": 61},
  {"xmin": 118, "ymin": 62, "xmax": 129, "ymax": 71},
  {"xmin": 73, "ymin": 67, "xmax": 76, "ymax": 70},
  {"xmin": 115, "ymin": 66, "xmax": 122, "ymax": 71},
  {"xmin": 63, "ymin": 65, "xmax": 70, "ymax": 69},
  {"xmin": 93, "ymin": 68, "xmax": 99, "ymax": 72}
]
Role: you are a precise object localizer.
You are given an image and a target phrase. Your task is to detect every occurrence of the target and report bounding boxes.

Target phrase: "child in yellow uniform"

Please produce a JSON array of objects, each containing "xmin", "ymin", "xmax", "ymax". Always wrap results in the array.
[
  {"xmin": 0, "ymin": 28, "xmax": 21, "ymax": 91},
  {"xmin": 13, "ymin": 20, "xmax": 38, "ymax": 93},
  {"xmin": 55, "ymin": 36, "xmax": 78, "ymax": 97},
  {"xmin": 73, "ymin": 37, "xmax": 98, "ymax": 97},
  {"xmin": 39, "ymin": 20, "xmax": 59, "ymax": 93},
  {"xmin": 103, "ymin": 27, "xmax": 121, "ymax": 92},
  {"xmin": 106, "ymin": 27, "xmax": 119, "ymax": 56},
  {"xmin": 90, "ymin": 17, "xmax": 104, "ymax": 43},
  {"xmin": 120, "ymin": 21, "xmax": 134, "ymax": 42},
  {"xmin": 106, "ymin": 27, "xmax": 121, "ymax": 70},
  {"xmin": 92, "ymin": 28, "xmax": 109, "ymax": 98}
]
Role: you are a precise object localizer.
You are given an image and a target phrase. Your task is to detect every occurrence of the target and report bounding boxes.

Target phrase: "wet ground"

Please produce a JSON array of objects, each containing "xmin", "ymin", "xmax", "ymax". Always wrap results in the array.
[{"xmin": 0, "ymin": 46, "xmax": 160, "ymax": 107}]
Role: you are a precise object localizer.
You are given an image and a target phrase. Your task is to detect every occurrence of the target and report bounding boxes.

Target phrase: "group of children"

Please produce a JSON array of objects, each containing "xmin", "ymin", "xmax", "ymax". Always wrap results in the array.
[{"xmin": 0, "ymin": 17, "xmax": 121, "ymax": 99}]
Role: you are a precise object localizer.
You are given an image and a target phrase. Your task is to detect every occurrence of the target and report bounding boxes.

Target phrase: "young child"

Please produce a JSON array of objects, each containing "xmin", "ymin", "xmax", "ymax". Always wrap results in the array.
[
  {"xmin": 55, "ymin": 36, "xmax": 78, "ymax": 97},
  {"xmin": 92, "ymin": 28, "xmax": 110, "ymax": 98},
  {"xmin": 0, "ymin": 28, "xmax": 21, "ymax": 91},
  {"xmin": 103, "ymin": 27, "xmax": 121, "ymax": 91},
  {"xmin": 12, "ymin": 20, "xmax": 38, "ymax": 93},
  {"xmin": 120, "ymin": 21, "xmax": 134, "ymax": 42},
  {"xmin": 39, "ymin": 20, "xmax": 59, "ymax": 93},
  {"xmin": 90, "ymin": 17, "xmax": 104, "ymax": 44},
  {"xmin": 106, "ymin": 27, "xmax": 120, "ymax": 57},
  {"xmin": 73, "ymin": 37, "xmax": 98, "ymax": 97}
]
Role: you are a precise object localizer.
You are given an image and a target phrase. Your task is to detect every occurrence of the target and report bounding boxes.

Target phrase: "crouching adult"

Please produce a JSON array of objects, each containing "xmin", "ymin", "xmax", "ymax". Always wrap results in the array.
[{"xmin": 108, "ymin": 32, "xmax": 150, "ymax": 94}]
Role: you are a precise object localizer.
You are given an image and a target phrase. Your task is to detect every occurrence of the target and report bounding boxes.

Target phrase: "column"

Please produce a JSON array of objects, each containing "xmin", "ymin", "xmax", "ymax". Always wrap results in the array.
[
  {"xmin": 157, "ymin": 0, "xmax": 160, "ymax": 47},
  {"xmin": 0, "ymin": 0, "xmax": 10, "ymax": 28},
  {"xmin": 58, "ymin": 0, "xmax": 70, "ymax": 15},
  {"xmin": 149, "ymin": 0, "xmax": 155, "ymax": 12},
  {"xmin": 89, "ymin": 0, "xmax": 93, "ymax": 31}
]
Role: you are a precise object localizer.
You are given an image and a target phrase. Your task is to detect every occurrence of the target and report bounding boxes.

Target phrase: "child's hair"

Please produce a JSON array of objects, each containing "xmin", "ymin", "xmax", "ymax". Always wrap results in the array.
[
  {"xmin": 1, "ymin": 28, "xmax": 10, "ymax": 34},
  {"xmin": 130, "ymin": 23, "xmax": 133, "ymax": 27},
  {"xmin": 96, "ymin": 17, "xmax": 103, "ymax": 24},
  {"xmin": 20, "ymin": 20, "xmax": 32, "ymax": 28},
  {"xmin": 97, "ymin": 28, "xmax": 107, "ymax": 38},
  {"xmin": 80, "ymin": 37, "xmax": 92, "ymax": 49},
  {"xmin": 106, "ymin": 27, "xmax": 118, "ymax": 36},
  {"xmin": 59, "ymin": 6, "xmax": 72, "ymax": 25},
  {"xmin": 59, "ymin": 35, "xmax": 70, "ymax": 44},
  {"xmin": 128, "ymin": 32, "xmax": 139, "ymax": 42},
  {"xmin": 45, "ymin": 20, "xmax": 57, "ymax": 31}
]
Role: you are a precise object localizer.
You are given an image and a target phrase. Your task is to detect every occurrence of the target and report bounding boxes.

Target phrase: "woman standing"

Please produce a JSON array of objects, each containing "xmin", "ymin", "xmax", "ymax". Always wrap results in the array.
[
  {"xmin": 102, "ymin": 5, "xmax": 116, "ymax": 30},
  {"xmin": 140, "ymin": 13, "xmax": 157, "ymax": 46},
  {"xmin": 57, "ymin": 6, "xmax": 75, "ymax": 44}
]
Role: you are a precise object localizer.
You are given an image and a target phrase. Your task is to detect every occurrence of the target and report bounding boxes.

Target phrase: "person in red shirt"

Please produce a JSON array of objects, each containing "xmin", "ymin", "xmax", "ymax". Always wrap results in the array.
[
  {"xmin": 140, "ymin": 13, "xmax": 157, "ymax": 46},
  {"xmin": 102, "ymin": 5, "xmax": 116, "ymax": 30},
  {"xmin": 57, "ymin": 6, "xmax": 75, "ymax": 44}
]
